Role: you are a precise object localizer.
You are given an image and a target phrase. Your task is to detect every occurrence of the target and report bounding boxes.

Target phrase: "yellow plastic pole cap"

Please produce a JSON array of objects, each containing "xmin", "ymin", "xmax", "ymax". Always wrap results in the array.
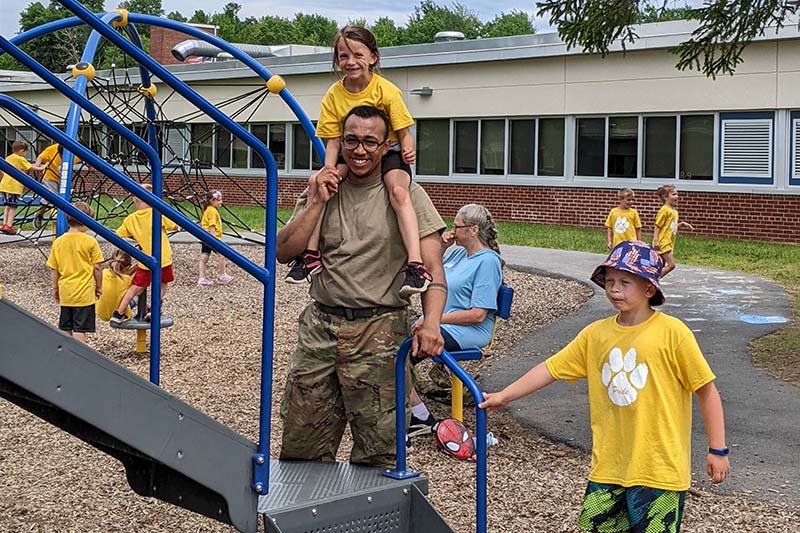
[
  {"xmin": 111, "ymin": 9, "xmax": 129, "ymax": 28},
  {"xmin": 266, "ymin": 75, "xmax": 286, "ymax": 94},
  {"xmin": 72, "ymin": 61, "xmax": 96, "ymax": 81},
  {"xmin": 138, "ymin": 84, "xmax": 157, "ymax": 99}
]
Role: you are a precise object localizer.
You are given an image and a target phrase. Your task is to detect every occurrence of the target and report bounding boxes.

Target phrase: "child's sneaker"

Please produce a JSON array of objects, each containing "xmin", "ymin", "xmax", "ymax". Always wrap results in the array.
[
  {"xmin": 285, "ymin": 250, "xmax": 322, "ymax": 284},
  {"xmin": 399, "ymin": 262, "xmax": 432, "ymax": 298},
  {"xmin": 408, "ymin": 413, "xmax": 438, "ymax": 438},
  {"xmin": 0, "ymin": 224, "xmax": 16, "ymax": 235},
  {"xmin": 110, "ymin": 310, "xmax": 128, "ymax": 325},
  {"xmin": 197, "ymin": 278, "xmax": 214, "ymax": 287},
  {"xmin": 33, "ymin": 212, "xmax": 43, "ymax": 229},
  {"xmin": 216, "ymin": 273, "xmax": 234, "ymax": 284}
]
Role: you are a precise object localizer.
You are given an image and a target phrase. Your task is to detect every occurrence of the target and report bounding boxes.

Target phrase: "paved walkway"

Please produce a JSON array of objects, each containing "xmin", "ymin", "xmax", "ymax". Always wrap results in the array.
[{"xmin": 484, "ymin": 245, "xmax": 798, "ymax": 505}]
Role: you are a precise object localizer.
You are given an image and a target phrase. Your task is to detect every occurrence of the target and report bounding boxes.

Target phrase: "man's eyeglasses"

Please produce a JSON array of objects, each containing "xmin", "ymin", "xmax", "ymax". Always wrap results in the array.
[{"xmin": 342, "ymin": 135, "xmax": 386, "ymax": 152}]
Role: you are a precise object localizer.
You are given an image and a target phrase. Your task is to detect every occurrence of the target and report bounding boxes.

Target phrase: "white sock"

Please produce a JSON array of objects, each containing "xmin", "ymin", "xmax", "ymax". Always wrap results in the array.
[{"xmin": 411, "ymin": 402, "xmax": 430, "ymax": 420}]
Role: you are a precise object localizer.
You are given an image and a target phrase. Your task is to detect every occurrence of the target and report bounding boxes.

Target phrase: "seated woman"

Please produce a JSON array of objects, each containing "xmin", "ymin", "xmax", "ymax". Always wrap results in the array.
[{"xmin": 408, "ymin": 203, "xmax": 503, "ymax": 437}]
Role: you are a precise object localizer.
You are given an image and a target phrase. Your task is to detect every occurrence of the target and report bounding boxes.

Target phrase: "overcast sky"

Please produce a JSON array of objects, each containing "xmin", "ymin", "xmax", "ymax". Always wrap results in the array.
[{"xmin": 0, "ymin": 1, "xmax": 550, "ymax": 41}]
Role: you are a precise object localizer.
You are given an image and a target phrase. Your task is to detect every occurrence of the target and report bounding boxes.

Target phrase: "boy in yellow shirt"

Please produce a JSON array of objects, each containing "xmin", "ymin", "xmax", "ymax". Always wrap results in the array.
[
  {"xmin": 1, "ymin": 140, "xmax": 45, "ymax": 235},
  {"xmin": 480, "ymin": 240, "xmax": 729, "ymax": 533},
  {"xmin": 32, "ymin": 143, "xmax": 81, "ymax": 229},
  {"xmin": 653, "ymin": 184, "xmax": 695, "ymax": 278},
  {"xmin": 110, "ymin": 184, "xmax": 178, "ymax": 324},
  {"xmin": 604, "ymin": 187, "xmax": 642, "ymax": 249},
  {"xmin": 46, "ymin": 201, "xmax": 104, "ymax": 343}
]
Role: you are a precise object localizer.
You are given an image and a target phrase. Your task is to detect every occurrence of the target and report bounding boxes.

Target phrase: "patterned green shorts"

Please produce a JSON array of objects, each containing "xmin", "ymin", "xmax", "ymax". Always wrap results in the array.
[{"xmin": 579, "ymin": 482, "xmax": 686, "ymax": 533}]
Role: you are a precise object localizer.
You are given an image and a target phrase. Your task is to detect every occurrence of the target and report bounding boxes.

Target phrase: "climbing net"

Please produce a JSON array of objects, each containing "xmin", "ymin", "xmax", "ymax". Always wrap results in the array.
[{"xmin": 1, "ymin": 42, "xmax": 278, "ymax": 248}]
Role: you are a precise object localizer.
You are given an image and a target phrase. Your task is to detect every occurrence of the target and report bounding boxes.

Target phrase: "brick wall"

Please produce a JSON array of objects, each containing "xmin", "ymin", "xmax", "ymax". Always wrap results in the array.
[
  {"xmin": 82, "ymin": 172, "xmax": 800, "ymax": 244},
  {"xmin": 150, "ymin": 24, "xmax": 217, "ymax": 66}
]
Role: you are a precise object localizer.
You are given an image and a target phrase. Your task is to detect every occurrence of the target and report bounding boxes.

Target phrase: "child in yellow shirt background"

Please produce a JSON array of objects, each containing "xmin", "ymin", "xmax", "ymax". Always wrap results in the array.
[
  {"xmin": 0, "ymin": 140, "xmax": 45, "ymax": 235},
  {"xmin": 96, "ymin": 250, "xmax": 135, "ymax": 322},
  {"xmin": 604, "ymin": 187, "xmax": 642, "ymax": 249},
  {"xmin": 653, "ymin": 185, "xmax": 695, "ymax": 278},
  {"xmin": 198, "ymin": 190, "xmax": 234, "ymax": 287}
]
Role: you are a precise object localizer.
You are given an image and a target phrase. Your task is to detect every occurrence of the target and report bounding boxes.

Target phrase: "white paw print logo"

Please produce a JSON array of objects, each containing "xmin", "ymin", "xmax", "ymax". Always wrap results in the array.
[
  {"xmin": 601, "ymin": 347, "xmax": 649, "ymax": 406},
  {"xmin": 670, "ymin": 219, "xmax": 678, "ymax": 234},
  {"xmin": 613, "ymin": 216, "xmax": 630, "ymax": 235}
]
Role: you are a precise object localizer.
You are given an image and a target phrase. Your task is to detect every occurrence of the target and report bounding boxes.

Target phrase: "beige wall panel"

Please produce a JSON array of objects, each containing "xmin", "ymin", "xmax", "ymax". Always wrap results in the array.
[
  {"xmin": 566, "ymin": 43, "xmax": 777, "ymax": 83},
  {"xmin": 777, "ymin": 72, "xmax": 800, "ymax": 108},
  {"xmin": 777, "ymin": 40, "xmax": 800, "ymax": 71},
  {"xmin": 408, "ymin": 84, "xmax": 566, "ymax": 119},
  {"xmin": 565, "ymin": 73, "xmax": 778, "ymax": 114},
  {"xmin": 404, "ymin": 57, "xmax": 566, "ymax": 91}
]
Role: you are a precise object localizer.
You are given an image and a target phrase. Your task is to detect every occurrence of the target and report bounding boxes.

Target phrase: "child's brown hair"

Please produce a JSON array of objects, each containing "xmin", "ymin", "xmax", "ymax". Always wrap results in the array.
[
  {"xmin": 66, "ymin": 201, "xmax": 93, "ymax": 227},
  {"xmin": 11, "ymin": 140, "xmax": 28, "ymax": 153},
  {"xmin": 109, "ymin": 249, "xmax": 134, "ymax": 278},
  {"xmin": 657, "ymin": 184, "xmax": 676, "ymax": 203},
  {"xmin": 202, "ymin": 190, "xmax": 222, "ymax": 211},
  {"xmin": 331, "ymin": 26, "xmax": 380, "ymax": 78},
  {"xmin": 618, "ymin": 188, "xmax": 634, "ymax": 199}
]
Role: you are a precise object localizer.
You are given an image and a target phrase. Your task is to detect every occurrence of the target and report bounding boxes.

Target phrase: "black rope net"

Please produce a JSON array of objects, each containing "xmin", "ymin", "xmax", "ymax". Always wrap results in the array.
[{"xmin": 1, "ymin": 41, "xmax": 278, "ymax": 248}]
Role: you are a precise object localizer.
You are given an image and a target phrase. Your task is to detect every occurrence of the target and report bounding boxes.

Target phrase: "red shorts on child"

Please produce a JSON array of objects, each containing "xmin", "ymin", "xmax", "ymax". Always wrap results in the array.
[{"xmin": 132, "ymin": 264, "xmax": 175, "ymax": 287}]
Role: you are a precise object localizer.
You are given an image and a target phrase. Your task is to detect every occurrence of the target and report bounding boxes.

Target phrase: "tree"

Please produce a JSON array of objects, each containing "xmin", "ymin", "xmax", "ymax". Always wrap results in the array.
[
  {"xmin": 537, "ymin": 0, "xmax": 800, "ymax": 78},
  {"xmin": 636, "ymin": 2, "xmax": 694, "ymax": 23},
  {"xmin": 256, "ymin": 16, "xmax": 297, "ymax": 45},
  {"xmin": 291, "ymin": 13, "xmax": 338, "ymax": 46},
  {"xmin": 403, "ymin": 0, "xmax": 482, "ymax": 45},
  {"xmin": 166, "ymin": 11, "xmax": 187, "ymax": 23},
  {"xmin": 481, "ymin": 10, "xmax": 535, "ymax": 38},
  {"xmin": 188, "ymin": 10, "xmax": 210, "ymax": 25},
  {"xmin": 370, "ymin": 17, "xmax": 405, "ymax": 47}
]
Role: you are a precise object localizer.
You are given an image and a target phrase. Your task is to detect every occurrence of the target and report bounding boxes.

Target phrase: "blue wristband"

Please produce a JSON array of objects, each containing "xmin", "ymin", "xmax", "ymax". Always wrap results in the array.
[{"xmin": 708, "ymin": 446, "xmax": 729, "ymax": 456}]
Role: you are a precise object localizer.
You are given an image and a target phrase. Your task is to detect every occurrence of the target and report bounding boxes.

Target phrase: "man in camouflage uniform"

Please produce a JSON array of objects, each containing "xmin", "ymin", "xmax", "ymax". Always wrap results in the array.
[{"xmin": 276, "ymin": 105, "xmax": 447, "ymax": 467}]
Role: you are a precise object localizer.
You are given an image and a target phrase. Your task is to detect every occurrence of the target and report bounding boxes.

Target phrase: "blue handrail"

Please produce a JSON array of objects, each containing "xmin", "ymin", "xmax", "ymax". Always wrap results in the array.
[{"xmin": 389, "ymin": 339, "xmax": 488, "ymax": 533}]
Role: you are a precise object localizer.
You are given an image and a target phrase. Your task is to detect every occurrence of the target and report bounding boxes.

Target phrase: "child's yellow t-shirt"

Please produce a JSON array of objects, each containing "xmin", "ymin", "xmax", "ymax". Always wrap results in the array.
[
  {"xmin": 654, "ymin": 205, "xmax": 679, "ymax": 254},
  {"xmin": 604, "ymin": 207, "xmax": 642, "ymax": 247},
  {"xmin": 46, "ymin": 232, "xmax": 104, "ymax": 307},
  {"xmin": 201, "ymin": 206, "xmax": 222, "ymax": 238},
  {"xmin": 545, "ymin": 312, "xmax": 715, "ymax": 491},
  {"xmin": 96, "ymin": 269, "xmax": 132, "ymax": 321},
  {"xmin": 116, "ymin": 208, "xmax": 178, "ymax": 269},
  {"xmin": 0, "ymin": 153, "xmax": 33, "ymax": 195},
  {"xmin": 38, "ymin": 144, "xmax": 80, "ymax": 185}
]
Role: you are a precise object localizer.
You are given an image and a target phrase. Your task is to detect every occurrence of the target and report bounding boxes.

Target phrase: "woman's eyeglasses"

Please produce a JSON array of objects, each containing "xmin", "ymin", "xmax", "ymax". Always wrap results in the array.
[
  {"xmin": 452, "ymin": 224, "xmax": 475, "ymax": 230},
  {"xmin": 341, "ymin": 135, "xmax": 386, "ymax": 152}
]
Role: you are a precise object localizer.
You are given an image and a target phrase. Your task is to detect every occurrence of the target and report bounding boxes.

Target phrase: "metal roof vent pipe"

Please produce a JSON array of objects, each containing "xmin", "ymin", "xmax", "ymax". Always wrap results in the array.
[
  {"xmin": 171, "ymin": 40, "xmax": 276, "ymax": 62},
  {"xmin": 434, "ymin": 31, "xmax": 465, "ymax": 43}
]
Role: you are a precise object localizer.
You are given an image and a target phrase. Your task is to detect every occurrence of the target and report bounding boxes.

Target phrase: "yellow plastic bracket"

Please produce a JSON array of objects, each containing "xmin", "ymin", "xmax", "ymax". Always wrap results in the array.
[
  {"xmin": 111, "ymin": 9, "xmax": 129, "ymax": 28},
  {"xmin": 138, "ymin": 84, "xmax": 157, "ymax": 99},
  {"xmin": 266, "ymin": 75, "xmax": 286, "ymax": 94},
  {"xmin": 72, "ymin": 62, "xmax": 96, "ymax": 82}
]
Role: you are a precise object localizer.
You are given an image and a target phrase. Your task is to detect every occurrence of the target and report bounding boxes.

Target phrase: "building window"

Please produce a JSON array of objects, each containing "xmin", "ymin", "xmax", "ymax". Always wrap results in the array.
[
  {"xmin": 791, "ymin": 111, "xmax": 800, "ymax": 186},
  {"xmin": 159, "ymin": 124, "xmax": 189, "ymax": 167},
  {"xmin": 215, "ymin": 127, "xmax": 232, "ymax": 168},
  {"xmin": 509, "ymin": 119, "xmax": 535, "ymax": 175},
  {"xmin": 576, "ymin": 117, "xmax": 605, "ymax": 176},
  {"xmin": 644, "ymin": 116, "xmax": 677, "ymax": 178},
  {"xmin": 416, "ymin": 119, "xmax": 449, "ymax": 175},
  {"xmin": 607, "ymin": 116, "xmax": 638, "ymax": 178},
  {"xmin": 538, "ymin": 118, "xmax": 564, "ymax": 176},
  {"xmin": 680, "ymin": 115, "xmax": 713, "ymax": 181},
  {"xmin": 251, "ymin": 123, "xmax": 286, "ymax": 170},
  {"xmin": 454, "ymin": 120, "xmax": 478, "ymax": 173},
  {"xmin": 232, "ymin": 123, "xmax": 248, "ymax": 169},
  {"xmin": 291, "ymin": 123, "xmax": 322, "ymax": 172},
  {"xmin": 190, "ymin": 124, "xmax": 213, "ymax": 167},
  {"xmin": 718, "ymin": 112, "xmax": 773, "ymax": 184},
  {"xmin": 480, "ymin": 120, "xmax": 505, "ymax": 175}
]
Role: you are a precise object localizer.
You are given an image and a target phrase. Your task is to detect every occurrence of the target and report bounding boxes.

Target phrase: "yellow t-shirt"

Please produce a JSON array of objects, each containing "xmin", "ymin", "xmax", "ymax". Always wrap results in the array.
[
  {"xmin": 116, "ymin": 208, "xmax": 178, "ymax": 269},
  {"xmin": 545, "ymin": 312, "xmax": 715, "ymax": 491},
  {"xmin": 38, "ymin": 144, "xmax": 80, "ymax": 184},
  {"xmin": 655, "ymin": 205, "xmax": 679, "ymax": 254},
  {"xmin": 95, "ymin": 269, "xmax": 132, "ymax": 321},
  {"xmin": 604, "ymin": 207, "xmax": 642, "ymax": 247},
  {"xmin": 201, "ymin": 206, "xmax": 222, "ymax": 238},
  {"xmin": 0, "ymin": 153, "xmax": 33, "ymax": 195},
  {"xmin": 315, "ymin": 74, "xmax": 414, "ymax": 143},
  {"xmin": 46, "ymin": 232, "xmax": 104, "ymax": 307}
]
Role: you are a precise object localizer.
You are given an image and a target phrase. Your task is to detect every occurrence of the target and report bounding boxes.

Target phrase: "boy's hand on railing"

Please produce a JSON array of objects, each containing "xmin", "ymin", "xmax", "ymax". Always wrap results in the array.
[{"xmin": 478, "ymin": 391, "xmax": 508, "ymax": 411}]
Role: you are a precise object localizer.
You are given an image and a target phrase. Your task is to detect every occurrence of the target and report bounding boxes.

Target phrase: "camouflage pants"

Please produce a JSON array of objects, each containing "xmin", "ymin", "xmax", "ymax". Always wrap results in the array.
[{"xmin": 279, "ymin": 303, "xmax": 411, "ymax": 468}]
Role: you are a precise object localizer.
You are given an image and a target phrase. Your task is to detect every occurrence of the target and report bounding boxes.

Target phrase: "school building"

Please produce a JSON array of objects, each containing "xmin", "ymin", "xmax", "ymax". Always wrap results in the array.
[{"xmin": 2, "ymin": 19, "xmax": 800, "ymax": 243}]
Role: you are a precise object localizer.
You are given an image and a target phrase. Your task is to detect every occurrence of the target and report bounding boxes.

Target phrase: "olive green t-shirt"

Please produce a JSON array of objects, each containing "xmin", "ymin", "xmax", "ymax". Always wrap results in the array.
[{"xmin": 290, "ymin": 176, "xmax": 445, "ymax": 308}]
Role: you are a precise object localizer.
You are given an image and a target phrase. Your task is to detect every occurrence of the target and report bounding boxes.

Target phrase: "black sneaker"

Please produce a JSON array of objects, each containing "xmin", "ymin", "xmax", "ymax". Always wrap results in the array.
[
  {"xmin": 408, "ymin": 413, "xmax": 437, "ymax": 438},
  {"xmin": 110, "ymin": 310, "xmax": 128, "ymax": 325},
  {"xmin": 399, "ymin": 262, "xmax": 432, "ymax": 298},
  {"xmin": 285, "ymin": 250, "xmax": 322, "ymax": 284},
  {"xmin": 33, "ymin": 212, "xmax": 43, "ymax": 229}
]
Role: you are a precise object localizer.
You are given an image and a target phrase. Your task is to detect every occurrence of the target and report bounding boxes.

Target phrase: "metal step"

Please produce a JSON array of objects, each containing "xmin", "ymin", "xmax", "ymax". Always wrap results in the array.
[{"xmin": 260, "ymin": 461, "xmax": 451, "ymax": 533}]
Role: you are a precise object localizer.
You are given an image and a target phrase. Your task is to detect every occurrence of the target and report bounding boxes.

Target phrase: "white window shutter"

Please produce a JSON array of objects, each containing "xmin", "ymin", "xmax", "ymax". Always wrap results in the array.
[
  {"xmin": 163, "ymin": 124, "xmax": 188, "ymax": 164},
  {"xmin": 793, "ymin": 118, "xmax": 800, "ymax": 179},
  {"xmin": 720, "ymin": 119, "xmax": 772, "ymax": 178}
]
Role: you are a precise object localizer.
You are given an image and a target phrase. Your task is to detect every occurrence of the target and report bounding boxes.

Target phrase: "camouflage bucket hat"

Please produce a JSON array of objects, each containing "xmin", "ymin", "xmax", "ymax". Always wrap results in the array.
[{"xmin": 590, "ymin": 240, "xmax": 665, "ymax": 306}]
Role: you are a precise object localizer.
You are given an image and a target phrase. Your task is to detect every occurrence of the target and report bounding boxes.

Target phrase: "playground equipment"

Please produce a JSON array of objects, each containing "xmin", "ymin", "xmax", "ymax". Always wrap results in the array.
[
  {"xmin": 0, "ymin": 5, "xmax": 492, "ymax": 532},
  {"xmin": 110, "ymin": 289, "xmax": 175, "ymax": 353}
]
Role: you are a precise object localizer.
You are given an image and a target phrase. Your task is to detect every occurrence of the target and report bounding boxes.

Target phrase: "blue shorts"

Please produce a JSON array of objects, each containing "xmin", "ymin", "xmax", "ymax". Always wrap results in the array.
[
  {"xmin": 579, "ymin": 482, "xmax": 686, "ymax": 533},
  {"xmin": 2, "ymin": 193, "xmax": 20, "ymax": 207}
]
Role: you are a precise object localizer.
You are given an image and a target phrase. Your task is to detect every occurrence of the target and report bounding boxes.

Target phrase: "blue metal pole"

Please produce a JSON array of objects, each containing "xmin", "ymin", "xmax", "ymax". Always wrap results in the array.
[
  {"xmin": 50, "ymin": 1, "xmax": 281, "ymax": 492},
  {"xmin": 384, "ymin": 338, "xmax": 420, "ymax": 480}
]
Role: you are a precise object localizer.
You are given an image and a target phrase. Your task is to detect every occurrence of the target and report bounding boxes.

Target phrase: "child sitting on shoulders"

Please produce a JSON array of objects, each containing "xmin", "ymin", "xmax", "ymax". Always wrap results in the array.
[
  {"xmin": 480, "ymin": 240, "xmax": 729, "ymax": 533},
  {"xmin": 198, "ymin": 190, "xmax": 234, "ymax": 287},
  {"xmin": 46, "ymin": 201, "xmax": 104, "ymax": 343},
  {"xmin": 110, "ymin": 184, "xmax": 178, "ymax": 324},
  {"xmin": 96, "ymin": 250, "xmax": 135, "ymax": 322},
  {"xmin": 653, "ymin": 185, "xmax": 695, "ymax": 278},
  {"xmin": 604, "ymin": 187, "xmax": 642, "ymax": 249}
]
